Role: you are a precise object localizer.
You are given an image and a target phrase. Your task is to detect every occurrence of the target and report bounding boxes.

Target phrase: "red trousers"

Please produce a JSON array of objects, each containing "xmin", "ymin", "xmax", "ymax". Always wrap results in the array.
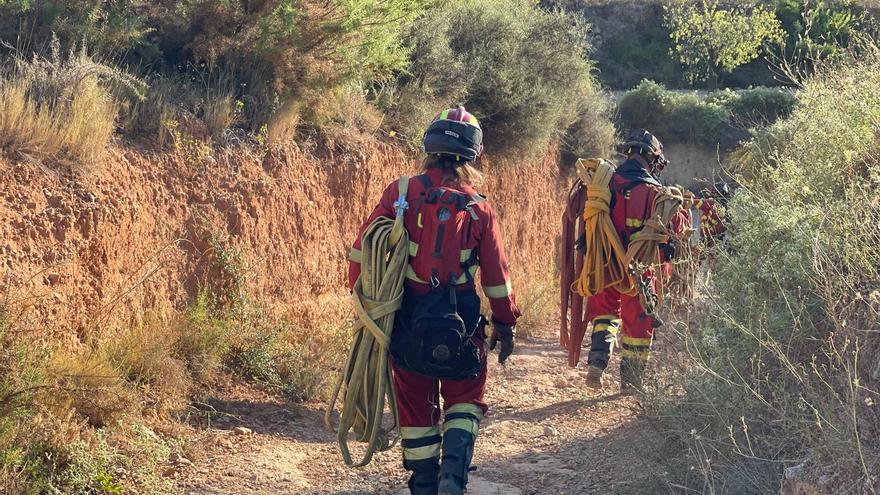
[
  {"xmin": 393, "ymin": 337, "xmax": 488, "ymax": 427},
  {"xmin": 586, "ymin": 281, "xmax": 656, "ymax": 369},
  {"xmin": 393, "ymin": 337, "xmax": 488, "ymax": 464}
]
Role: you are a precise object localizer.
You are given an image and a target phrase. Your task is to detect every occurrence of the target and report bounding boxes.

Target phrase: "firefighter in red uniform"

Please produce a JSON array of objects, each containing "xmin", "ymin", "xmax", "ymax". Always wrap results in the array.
[
  {"xmin": 694, "ymin": 182, "xmax": 729, "ymax": 244},
  {"xmin": 348, "ymin": 107, "xmax": 521, "ymax": 495},
  {"xmin": 584, "ymin": 130, "xmax": 678, "ymax": 392}
]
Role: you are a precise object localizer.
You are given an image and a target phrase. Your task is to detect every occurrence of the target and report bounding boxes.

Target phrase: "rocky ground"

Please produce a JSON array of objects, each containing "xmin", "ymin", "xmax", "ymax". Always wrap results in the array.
[{"xmin": 174, "ymin": 334, "xmax": 672, "ymax": 495}]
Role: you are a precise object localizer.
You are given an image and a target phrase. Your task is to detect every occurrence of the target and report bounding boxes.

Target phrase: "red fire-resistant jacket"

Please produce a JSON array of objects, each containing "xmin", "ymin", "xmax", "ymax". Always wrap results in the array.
[
  {"xmin": 348, "ymin": 168, "xmax": 521, "ymax": 326},
  {"xmin": 694, "ymin": 197, "xmax": 727, "ymax": 239}
]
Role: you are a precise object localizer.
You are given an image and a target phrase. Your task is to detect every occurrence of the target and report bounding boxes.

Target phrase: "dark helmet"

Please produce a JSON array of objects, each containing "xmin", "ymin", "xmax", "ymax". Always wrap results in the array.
[
  {"xmin": 619, "ymin": 129, "xmax": 669, "ymax": 176},
  {"xmin": 422, "ymin": 106, "xmax": 484, "ymax": 162},
  {"xmin": 621, "ymin": 129, "xmax": 663, "ymax": 156},
  {"xmin": 711, "ymin": 181, "xmax": 731, "ymax": 198}
]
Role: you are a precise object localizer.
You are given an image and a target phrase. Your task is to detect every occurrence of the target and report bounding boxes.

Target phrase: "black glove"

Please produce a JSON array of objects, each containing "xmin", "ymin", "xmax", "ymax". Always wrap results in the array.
[
  {"xmin": 660, "ymin": 239, "xmax": 677, "ymax": 261},
  {"xmin": 488, "ymin": 319, "xmax": 516, "ymax": 364}
]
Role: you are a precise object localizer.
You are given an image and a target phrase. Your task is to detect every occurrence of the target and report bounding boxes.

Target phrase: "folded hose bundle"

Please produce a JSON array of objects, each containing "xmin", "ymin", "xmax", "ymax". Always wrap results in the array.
[{"xmin": 325, "ymin": 178, "xmax": 411, "ymax": 467}]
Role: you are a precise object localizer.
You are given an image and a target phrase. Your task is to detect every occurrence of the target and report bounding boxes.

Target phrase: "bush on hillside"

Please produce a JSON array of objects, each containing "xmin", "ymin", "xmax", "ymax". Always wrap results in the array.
[
  {"xmin": 708, "ymin": 86, "xmax": 799, "ymax": 124},
  {"xmin": 0, "ymin": 0, "xmax": 431, "ymax": 137},
  {"xmin": 380, "ymin": 0, "xmax": 615, "ymax": 157},
  {"xmin": 772, "ymin": 0, "xmax": 865, "ymax": 83},
  {"xmin": 618, "ymin": 80, "xmax": 796, "ymax": 148},
  {"xmin": 0, "ymin": 1, "xmax": 155, "ymax": 62},
  {"xmin": 0, "ymin": 42, "xmax": 142, "ymax": 166},
  {"xmin": 646, "ymin": 44, "xmax": 880, "ymax": 493}
]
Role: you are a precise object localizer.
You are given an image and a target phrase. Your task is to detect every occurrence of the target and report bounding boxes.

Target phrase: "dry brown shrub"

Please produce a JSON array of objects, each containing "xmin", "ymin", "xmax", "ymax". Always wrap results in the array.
[
  {"xmin": 48, "ymin": 351, "xmax": 135, "ymax": 428},
  {"xmin": 0, "ymin": 41, "xmax": 142, "ymax": 167},
  {"xmin": 103, "ymin": 319, "xmax": 191, "ymax": 413}
]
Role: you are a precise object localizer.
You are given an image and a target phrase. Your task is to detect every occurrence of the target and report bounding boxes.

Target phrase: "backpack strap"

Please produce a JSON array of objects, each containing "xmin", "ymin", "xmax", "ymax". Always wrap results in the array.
[
  {"xmin": 416, "ymin": 174, "xmax": 432, "ymax": 190},
  {"xmin": 394, "ymin": 176, "xmax": 410, "ymax": 218}
]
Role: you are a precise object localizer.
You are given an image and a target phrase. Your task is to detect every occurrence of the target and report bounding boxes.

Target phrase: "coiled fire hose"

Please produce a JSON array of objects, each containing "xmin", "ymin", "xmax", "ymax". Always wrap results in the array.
[
  {"xmin": 560, "ymin": 173, "xmax": 587, "ymax": 355},
  {"xmin": 562, "ymin": 159, "xmax": 683, "ymax": 366},
  {"xmin": 623, "ymin": 187, "xmax": 685, "ymax": 314},
  {"xmin": 325, "ymin": 178, "xmax": 410, "ymax": 467},
  {"xmin": 561, "ymin": 158, "xmax": 628, "ymax": 366},
  {"xmin": 572, "ymin": 158, "xmax": 634, "ymax": 298}
]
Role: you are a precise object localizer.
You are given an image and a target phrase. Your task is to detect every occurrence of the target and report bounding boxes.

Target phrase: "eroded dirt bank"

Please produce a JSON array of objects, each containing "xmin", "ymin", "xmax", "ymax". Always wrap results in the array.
[{"xmin": 0, "ymin": 141, "xmax": 564, "ymax": 344}]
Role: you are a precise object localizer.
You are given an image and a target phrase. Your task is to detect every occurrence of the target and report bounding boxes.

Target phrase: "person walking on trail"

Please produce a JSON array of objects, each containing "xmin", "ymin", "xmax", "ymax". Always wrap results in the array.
[
  {"xmin": 694, "ymin": 182, "xmax": 729, "ymax": 245},
  {"xmin": 583, "ymin": 130, "xmax": 680, "ymax": 393},
  {"xmin": 347, "ymin": 106, "xmax": 521, "ymax": 495}
]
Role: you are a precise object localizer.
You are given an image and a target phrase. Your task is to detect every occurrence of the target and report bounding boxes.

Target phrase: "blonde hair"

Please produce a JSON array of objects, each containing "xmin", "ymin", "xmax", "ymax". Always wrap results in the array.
[{"xmin": 422, "ymin": 155, "xmax": 484, "ymax": 187}]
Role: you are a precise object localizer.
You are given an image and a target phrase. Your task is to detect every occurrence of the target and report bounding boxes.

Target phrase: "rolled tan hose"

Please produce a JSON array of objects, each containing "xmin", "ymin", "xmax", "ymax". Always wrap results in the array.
[
  {"xmin": 623, "ymin": 187, "xmax": 684, "ymax": 312},
  {"xmin": 325, "ymin": 178, "xmax": 410, "ymax": 467},
  {"xmin": 572, "ymin": 158, "xmax": 634, "ymax": 299}
]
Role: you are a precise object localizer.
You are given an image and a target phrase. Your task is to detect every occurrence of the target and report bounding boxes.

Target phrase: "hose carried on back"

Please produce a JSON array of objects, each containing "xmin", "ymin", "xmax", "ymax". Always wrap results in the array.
[
  {"xmin": 561, "ymin": 159, "xmax": 684, "ymax": 367},
  {"xmin": 623, "ymin": 187, "xmax": 685, "ymax": 315},
  {"xmin": 561, "ymin": 158, "xmax": 629, "ymax": 366},
  {"xmin": 325, "ymin": 177, "xmax": 410, "ymax": 467}
]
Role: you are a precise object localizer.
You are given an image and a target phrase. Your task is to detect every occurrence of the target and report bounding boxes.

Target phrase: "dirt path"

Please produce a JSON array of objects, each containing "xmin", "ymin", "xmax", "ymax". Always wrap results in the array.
[{"xmin": 175, "ymin": 337, "xmax": 662, "ymax": 495}]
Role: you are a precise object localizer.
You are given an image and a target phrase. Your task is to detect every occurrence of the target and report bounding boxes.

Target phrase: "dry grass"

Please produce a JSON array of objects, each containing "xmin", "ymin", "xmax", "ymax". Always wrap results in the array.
[
  {"xmin": 0, "ymin": 76, "xmax": 116, "ymax": 165},
  {"xmin": 0, "ymin": 41, "xmax": 142, "ymax": 167},
  {"xmin": 48, "ymin": 350, "xmax": 137, "ymax": 429},
  {"xmin": 511, "ymin": 265, "xmax": 559, "ymax": 339},
  {"xmin": 640, "ymin": 45, "xmax": 880, "ymax": 493}
]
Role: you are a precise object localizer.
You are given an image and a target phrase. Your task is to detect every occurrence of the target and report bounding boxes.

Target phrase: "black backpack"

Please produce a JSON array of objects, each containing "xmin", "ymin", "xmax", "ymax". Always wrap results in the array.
[{"xmin": 391, "ymin": 286, "xmax": 485, "ymax": 380}]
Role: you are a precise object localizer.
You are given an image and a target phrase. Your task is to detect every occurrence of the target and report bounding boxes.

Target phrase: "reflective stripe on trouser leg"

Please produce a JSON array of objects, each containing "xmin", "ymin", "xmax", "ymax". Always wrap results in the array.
[
  {"xmin": 438, "ymin": 404, "xmax": 482, "ymax": 495},
  {"xmin": 401, "ymin": 426, "xmax": 441, "ymax": 495},
  {"xmin": 442, "ymin": 403, "xmax": 483, "ymax": 437},
  {"xmin": 586, "ymin": 315, "xmax": 620, "ymax": 370},
  {"xmin": 620, "ymin": 335, "xmax": 652, "ymax": 362},
  {"xmin": 401, "ymin": 426, "xmax": 442, "ymax": 461}
]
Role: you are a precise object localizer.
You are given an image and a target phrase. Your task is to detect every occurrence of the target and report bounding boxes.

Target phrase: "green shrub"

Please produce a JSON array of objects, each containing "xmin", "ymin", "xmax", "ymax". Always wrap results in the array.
[
  {"xmin": 381, "ymin": 0, "xmax": 614, "ymax": 157},
  {"xmin": 774, "ymin": 0, "xmax": 861, "ymax": 71},
  {"xmin": 58, "ymin": 423, "xmax": 176, "ymax": 495},
  {"xmin": 708, "ymin": 86, "xmax": 798, "ymax": 124},
  {"xmin": 226, "ymin": 319, "xmax": 347, "ymax": 401},
  {"xmin": 174, "ymin": 290, "xmax": 233, "ymax": 383},
  {"xmin": 647, "ymin": 44, "xmax": 880, "ymax": 492},
  {"xmin": 1, "ymin": 0, "xmax": 431, "ymax": 138},
  {"xmin": 598, "ymin": 22, "xmax": 685, "ymax": 90},
  {"xmin": 617, "ymin": 80, "xmax": 795, "ymax": 148},
  {"xmin": 0, "ymin": 1, "xmax": 155, "ymax": 62},
  {"xmin": 617, "ymin": 80, "xmax": 733, "ymax": 146}
]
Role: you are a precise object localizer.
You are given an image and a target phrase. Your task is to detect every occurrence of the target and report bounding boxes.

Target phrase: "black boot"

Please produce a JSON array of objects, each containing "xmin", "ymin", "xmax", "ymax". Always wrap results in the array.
[
  {"xmin": 404, "ymin": 457, "xmax": 440, "ymax": 495},
  {"xmin": 620, "ymin": 358, "xmax": 647, "ymax": 395},
  {"xmin": 437, "ymin": 428, "xmax": 475, "ymax": 495}
]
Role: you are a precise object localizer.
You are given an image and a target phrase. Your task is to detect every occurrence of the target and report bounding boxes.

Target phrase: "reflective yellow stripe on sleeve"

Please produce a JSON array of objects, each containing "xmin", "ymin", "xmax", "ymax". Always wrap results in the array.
[
  {"xmin": 482, "ymin": 280, "xmax": 512, "ymax": 298},
  {"xmin": 454, "ymin": 265, "xmax": 478, "ymax": 285},
  {"xmin": 459, "ymin": 249, "xmax": 473, "ymax": 262}
]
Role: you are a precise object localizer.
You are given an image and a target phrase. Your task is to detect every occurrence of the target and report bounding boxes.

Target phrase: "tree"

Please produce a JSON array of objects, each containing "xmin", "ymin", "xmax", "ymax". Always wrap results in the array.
[
  {"xmin": 771, "ymin": 0, "xmax": 858, "ymax": 84},
  {"xmin": 666, "ymin": 1, "xmax": 785, "ymax": 88}
]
